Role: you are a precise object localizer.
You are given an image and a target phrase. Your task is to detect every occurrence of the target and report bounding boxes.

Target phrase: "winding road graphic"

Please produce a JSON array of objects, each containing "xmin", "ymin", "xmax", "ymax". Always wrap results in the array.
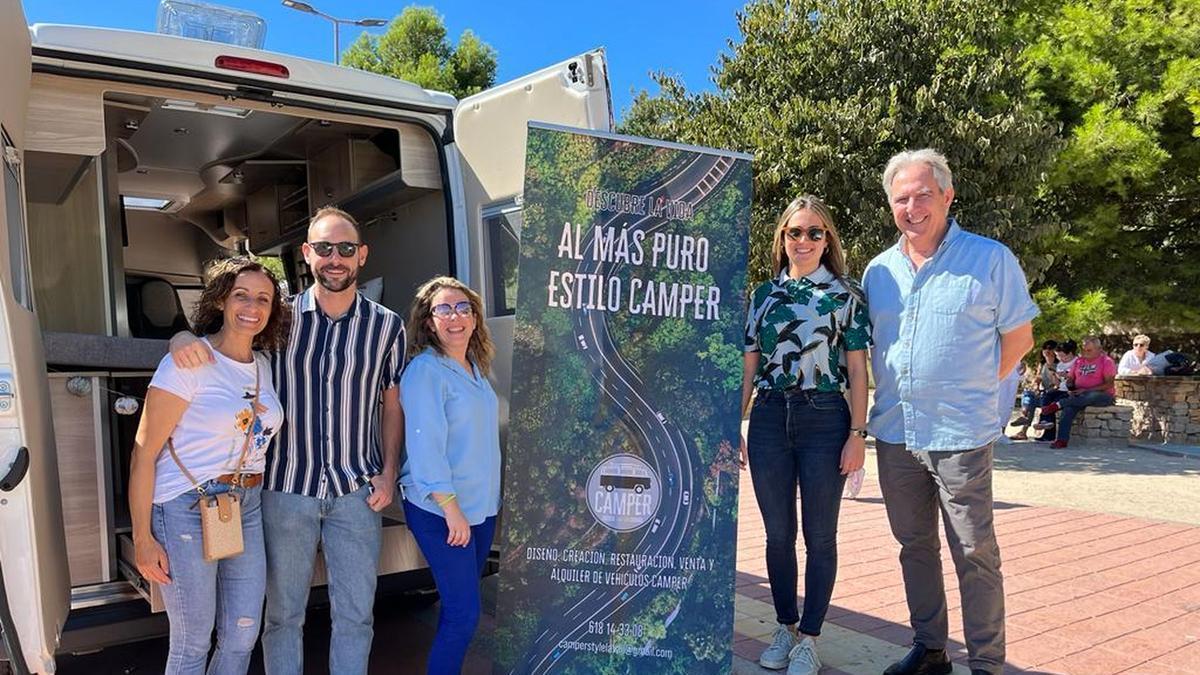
[{"xmin": 515, "ymin": 151, "xmax": 739, "ymax": 674}]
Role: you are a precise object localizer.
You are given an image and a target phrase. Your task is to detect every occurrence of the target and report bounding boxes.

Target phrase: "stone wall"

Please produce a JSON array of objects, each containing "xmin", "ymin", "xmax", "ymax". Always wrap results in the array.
[
  {"xmin": 1115, "ymin": 375, "xmax": 1200, "ymax": 445},
  {"xmin": 1068, "ymin": 405, "xmax": 1133, "ymax": 446}
]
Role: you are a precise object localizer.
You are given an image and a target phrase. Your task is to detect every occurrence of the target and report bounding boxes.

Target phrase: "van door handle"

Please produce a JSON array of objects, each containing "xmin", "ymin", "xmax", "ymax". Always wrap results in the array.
[{"xmin": 0, "ymin": 447, "xmax": 29, "ymax": 492}]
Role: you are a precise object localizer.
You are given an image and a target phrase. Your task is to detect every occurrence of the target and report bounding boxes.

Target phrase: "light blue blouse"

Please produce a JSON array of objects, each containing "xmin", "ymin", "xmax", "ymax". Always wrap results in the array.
[{"xmin": 399, "ymin": 348, "xmax": 501, "ymax": 525}]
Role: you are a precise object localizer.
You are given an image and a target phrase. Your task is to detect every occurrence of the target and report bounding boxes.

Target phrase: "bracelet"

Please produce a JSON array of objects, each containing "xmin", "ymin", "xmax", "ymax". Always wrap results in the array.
[{"xmin": 437, "ymin": 494, "xmax": 457, "ymax": 507}]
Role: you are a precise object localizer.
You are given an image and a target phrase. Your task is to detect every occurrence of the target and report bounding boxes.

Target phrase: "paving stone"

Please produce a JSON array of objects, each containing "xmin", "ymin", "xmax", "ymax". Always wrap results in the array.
[{"xmin": 731, "ymin": 446, "xmax": 1200, "ymax": 675}]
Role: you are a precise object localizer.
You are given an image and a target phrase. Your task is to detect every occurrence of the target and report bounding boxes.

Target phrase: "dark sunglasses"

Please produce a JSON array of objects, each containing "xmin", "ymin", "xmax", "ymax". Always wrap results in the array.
[
  {"xmin": 308, "ymin": 241, "xmax": 362, "ymax": 258},
  {"xmin": 431, "ymin": 301, "xmax": 474, "ymax": 319},
  {"xmin": 784, "ymin": 226, "xmax": 827, "ymax": 242}
]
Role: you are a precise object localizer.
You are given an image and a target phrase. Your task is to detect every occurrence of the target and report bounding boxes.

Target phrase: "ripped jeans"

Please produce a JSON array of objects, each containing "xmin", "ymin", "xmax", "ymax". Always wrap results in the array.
[{"xmin": 152, "ymin": 481, "xmax": 265, "ymax": 675}]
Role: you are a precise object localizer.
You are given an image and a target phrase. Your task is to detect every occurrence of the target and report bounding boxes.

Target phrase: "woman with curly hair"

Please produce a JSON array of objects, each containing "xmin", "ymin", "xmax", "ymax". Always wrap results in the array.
[
  {"xmin": 129, "ymin": 257, "xmax": 291, "ymax": 674},
  {"xmin": 399, "ymin": 276, "xmax": 500, "ymax": 674}
]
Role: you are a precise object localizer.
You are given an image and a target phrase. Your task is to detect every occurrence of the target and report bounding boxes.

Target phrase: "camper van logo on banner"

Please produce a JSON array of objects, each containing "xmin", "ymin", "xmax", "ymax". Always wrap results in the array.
[{"xmin": 586, "ymin": 453, "xmax": 659, "ymax": 531}]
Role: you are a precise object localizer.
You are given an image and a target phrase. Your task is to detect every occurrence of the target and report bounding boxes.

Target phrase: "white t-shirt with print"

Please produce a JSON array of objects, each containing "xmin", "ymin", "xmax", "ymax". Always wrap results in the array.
[{"xmin": 149, "ymin": 339, "xmax": 284, "ymax": 503}]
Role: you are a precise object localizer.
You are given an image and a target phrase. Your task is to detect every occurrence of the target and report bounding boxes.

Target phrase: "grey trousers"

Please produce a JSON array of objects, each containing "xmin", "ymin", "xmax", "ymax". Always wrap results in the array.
[{"xmin": 875, "ymin": 440, "xmax": 1006, "ymax": 674}]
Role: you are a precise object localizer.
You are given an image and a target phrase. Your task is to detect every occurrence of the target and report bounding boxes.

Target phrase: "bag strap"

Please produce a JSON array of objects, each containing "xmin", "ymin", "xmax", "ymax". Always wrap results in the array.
[
  {"xmin": 167, "ymin": 356, "xmax": 262, "ymax": 495},
  {"xmin": 166, "ymin": 437, "xmax": 204, "ymax": 495},
  {"xmin": 230, "ymin": 361, "xmax": 262, "ymax": 486}
]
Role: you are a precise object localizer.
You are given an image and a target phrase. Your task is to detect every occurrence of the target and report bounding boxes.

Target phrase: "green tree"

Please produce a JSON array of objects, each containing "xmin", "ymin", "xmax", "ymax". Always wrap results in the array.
[
  {"xmin": 341, "ymin": 6, "xmax": 497, "ymax": 98},
  {"xmin": 621, "ymin": 0, "xmax": 1061, "ymax": 285},
  {"xmin": 1030, "ymin": 286, "xmax": 1114, "ymax": 353},
  {"xmin": 1021, "ymin": 0, "xmax": 1200, "ymax": 331}
]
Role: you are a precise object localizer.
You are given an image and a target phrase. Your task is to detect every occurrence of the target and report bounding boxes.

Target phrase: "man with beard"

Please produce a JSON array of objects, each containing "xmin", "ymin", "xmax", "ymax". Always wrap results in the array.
[{"xmin": 169, "ymin": 206, "xmax": 406, "ymax": 674}]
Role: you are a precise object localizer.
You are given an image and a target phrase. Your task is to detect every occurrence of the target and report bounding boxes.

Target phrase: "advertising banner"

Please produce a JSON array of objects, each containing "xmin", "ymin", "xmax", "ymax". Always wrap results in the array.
[{"xmin": 494, "ymin": 123, "xmax": 752, "ymax": 674}]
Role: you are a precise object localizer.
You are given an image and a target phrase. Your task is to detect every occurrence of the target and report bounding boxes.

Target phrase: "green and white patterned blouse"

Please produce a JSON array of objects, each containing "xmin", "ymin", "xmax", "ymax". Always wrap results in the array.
[{"xmin": 743, "ymin": 266, "xmax": 872, "ymax": 392}]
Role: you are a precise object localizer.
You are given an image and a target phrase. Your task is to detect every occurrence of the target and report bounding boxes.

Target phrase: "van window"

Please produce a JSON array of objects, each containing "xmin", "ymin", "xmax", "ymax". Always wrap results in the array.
[
  {"xmin": 2, "ymin": 129, "xmax": 33, "ymax": 311},
  {"xmin": 484, "ymin": 202, "xmax": 522, "ymax": 316}
]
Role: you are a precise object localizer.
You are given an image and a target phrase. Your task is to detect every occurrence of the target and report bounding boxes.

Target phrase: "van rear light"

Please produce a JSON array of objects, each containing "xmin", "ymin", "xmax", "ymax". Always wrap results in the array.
[{"xmin": 214, "ymin": 55, "xmax": 290, "ymax": 79}]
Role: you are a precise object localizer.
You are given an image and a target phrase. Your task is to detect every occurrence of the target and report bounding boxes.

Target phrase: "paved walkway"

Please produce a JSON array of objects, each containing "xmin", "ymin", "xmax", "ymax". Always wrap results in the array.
[
  {"xmin": 732, "ymin": 444, "xmax": 1200, "ymax": 674},
  {"xmin": 58, "ymin": 443, "xmax": 1200, "ymax": 674}
]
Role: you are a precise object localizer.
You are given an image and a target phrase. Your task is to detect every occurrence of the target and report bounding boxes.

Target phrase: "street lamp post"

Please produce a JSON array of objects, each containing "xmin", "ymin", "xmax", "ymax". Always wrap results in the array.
[{"xmin": 281, "ymin": 0, "xmax": 387, "ymax": 63}]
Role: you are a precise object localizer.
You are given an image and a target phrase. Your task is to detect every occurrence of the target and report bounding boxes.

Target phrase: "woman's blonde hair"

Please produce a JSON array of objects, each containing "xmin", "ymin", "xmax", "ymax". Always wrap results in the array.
[
  {"xmin": 408, "ymin": 276, "xmax": 495, "ymax": 375},
  {"xmin": 770, "ymin": 194, "xmax": 849, "ymax": 279}
]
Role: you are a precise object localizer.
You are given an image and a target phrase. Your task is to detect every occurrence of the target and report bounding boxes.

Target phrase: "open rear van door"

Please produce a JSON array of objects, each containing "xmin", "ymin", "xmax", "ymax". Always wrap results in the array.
[
  {"xmin": 0, "ymin": 0, "xmax": 71, "ymax": 671},
  {"xmin": 451, "ymin": 49, "xmax": 613, "ymax": 407}
]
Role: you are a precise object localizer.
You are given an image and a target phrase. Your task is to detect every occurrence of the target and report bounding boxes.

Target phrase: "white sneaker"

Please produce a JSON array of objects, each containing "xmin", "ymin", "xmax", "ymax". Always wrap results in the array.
[
  {"xmin": 759, "ymin": 624, "xmax": 798, "ymax": 670},
  {"xmin": 786, "ymin": 635, "xmax": 822, "ymax": 674}
]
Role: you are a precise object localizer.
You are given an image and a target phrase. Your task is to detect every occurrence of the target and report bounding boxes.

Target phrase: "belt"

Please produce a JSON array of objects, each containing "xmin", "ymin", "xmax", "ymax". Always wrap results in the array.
[
  {"xmin": 762, "ymin": 387, "xmax": 842, "ymax": 401},
  {"xmin": 214, "ymin": 473, "xmax": 263, "ymax": 488}
]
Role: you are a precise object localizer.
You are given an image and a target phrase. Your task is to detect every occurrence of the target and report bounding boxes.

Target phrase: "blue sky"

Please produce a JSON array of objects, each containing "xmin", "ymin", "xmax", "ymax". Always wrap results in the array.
[{"xmin": 20, "ymin": 0, "xmax": 745, "ymax": 118}]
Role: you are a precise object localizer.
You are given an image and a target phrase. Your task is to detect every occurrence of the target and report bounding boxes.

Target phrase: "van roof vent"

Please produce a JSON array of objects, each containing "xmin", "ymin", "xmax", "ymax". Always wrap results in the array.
[{"xmin": 156, "ymin": 0, "xmax": 267, "ymax": 49}]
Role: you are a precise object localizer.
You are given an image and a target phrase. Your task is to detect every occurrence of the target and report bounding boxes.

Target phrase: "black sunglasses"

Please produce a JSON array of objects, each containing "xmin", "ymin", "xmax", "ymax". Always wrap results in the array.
[
  {"xmin": 308, "ymin": 241, "xmax": 362, "ymax": 258},
  {"xmin": 431, "ymin": 301, "xmax": 474, "ymax": 319},
  {"xmin": 784, "ymin": 226, "xmax": 827, "ymax": 242}
]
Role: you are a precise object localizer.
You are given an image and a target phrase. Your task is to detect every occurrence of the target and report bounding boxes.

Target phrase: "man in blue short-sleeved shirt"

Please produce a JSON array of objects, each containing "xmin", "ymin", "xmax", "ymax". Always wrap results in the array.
[{"xmin": 863, "ymin": 149, "xmax": 1037, "ymax": 675}]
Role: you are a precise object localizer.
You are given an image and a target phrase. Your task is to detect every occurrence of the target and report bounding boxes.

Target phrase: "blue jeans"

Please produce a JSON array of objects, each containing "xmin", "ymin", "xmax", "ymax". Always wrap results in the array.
[
  {"xmin": 1019, "ymin": 389, "xmax": 1040, "ymax": 419},
  {"xmin": 152, "ymin": 481, "xmax": 265, "ymax": 675},
  {"xmin": 746, "ymin": 388, "xmax": 849, "ymax": 635},
  {"xmin": 403, "ymin": 500, "xmax": 496, "ymax": 675},
  {"xmin": 1056, "ymin": 391, "xmax": 1116, "ymax": 442},
  {"xmin": 1037, "ymin": 390, "xmax": 1070, "ymax": 438},
  {"xmin": 260, "ymin": 486, "xmax": 382, "ymax": 675}
]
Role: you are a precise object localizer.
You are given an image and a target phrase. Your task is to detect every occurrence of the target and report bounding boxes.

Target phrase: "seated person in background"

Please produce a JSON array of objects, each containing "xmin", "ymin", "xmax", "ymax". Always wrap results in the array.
[
  {"xmin": 1040, "ymin": 336, "xmax": 1117, "ymax": 449},
  {"xmin": 1010, "ymin": 340, "xmax": 1057, "ymax": 440},
  {"xmin": 1032, "ymin": 339, "xmax": 1077, "ymax": 440},
  {"xmin": 1118, "ymin": 334, "xmax": 1155, "ymax": 375}
]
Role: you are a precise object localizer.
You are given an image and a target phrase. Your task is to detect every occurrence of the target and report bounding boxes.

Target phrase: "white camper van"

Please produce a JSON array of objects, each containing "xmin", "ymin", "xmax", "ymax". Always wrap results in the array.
[{"xmin": 0, "ymin": 0, "xmax": 612, "ymax": 670}]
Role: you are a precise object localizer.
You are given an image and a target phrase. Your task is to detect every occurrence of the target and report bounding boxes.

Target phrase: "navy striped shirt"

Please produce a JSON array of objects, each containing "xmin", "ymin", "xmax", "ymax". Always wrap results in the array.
[{"xmin": 265, "ymin": 287, "xmax": 406, "ymax": 498}]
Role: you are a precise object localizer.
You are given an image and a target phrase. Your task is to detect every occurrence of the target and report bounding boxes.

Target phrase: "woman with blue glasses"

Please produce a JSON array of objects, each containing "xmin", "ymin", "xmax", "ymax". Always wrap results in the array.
[{"xmin": 400, "ymin": 276, "xmax": 501, "ymax": 674}]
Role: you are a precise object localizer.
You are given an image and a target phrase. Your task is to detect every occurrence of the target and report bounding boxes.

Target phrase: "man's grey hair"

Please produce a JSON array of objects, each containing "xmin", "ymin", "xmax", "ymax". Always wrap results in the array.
[
  {"xmin": 1083, "ymin": 336, "xmax": 1103, "ymax": 348},
  {"xmin": 882, "ymin": 148, "xmax": 954, "ymax": 199}
]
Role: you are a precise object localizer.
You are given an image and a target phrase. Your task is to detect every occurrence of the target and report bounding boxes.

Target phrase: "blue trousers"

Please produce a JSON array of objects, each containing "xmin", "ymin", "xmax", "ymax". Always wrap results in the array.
[
  {"xmin": 1038, "ymin": 390, "xmax": 1070, "ymax": 438},
  {"xmin": 1057, "ymin": 391, "xmax": 1116, "ymax": 442},
  {"xmin": 746, "ymin": 388, "xmax": 849, "ymax": 635},
  {"xmin": 403, "ymin": 500, "xmax": 496, "ymax": 675}
]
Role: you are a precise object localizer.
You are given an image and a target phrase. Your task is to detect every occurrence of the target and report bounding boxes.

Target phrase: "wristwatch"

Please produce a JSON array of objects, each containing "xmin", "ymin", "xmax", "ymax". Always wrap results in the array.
[{"xmin": 850, "ymin": 427, "xmax": 868, "ymax": 439}]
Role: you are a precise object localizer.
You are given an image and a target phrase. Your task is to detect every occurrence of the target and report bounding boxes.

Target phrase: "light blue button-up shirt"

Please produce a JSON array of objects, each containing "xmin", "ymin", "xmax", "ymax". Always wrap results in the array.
[
  {"xmin": 863, "ymin": 219, "xmax": 1039, "ymax": 452},
  {"xmin": 399, "ymin": 348, "xmax": 501, "ymax": 525}
]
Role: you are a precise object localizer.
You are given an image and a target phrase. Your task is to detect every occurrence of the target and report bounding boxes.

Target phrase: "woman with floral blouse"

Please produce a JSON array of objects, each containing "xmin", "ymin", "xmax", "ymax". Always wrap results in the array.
[{"xmin": 740, "ymin": 195, "xmax": 872, "ymax": 675}]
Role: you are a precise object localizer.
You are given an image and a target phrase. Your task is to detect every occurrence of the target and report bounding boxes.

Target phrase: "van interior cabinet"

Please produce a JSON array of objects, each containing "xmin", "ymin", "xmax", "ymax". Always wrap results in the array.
[
  {"xmin": 307, "ymin": 137, "xmax": 397, "ymax": 207},
  {"xmin": 48, "ymin": 372, "xmax": 114, "ymax": 587}
]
